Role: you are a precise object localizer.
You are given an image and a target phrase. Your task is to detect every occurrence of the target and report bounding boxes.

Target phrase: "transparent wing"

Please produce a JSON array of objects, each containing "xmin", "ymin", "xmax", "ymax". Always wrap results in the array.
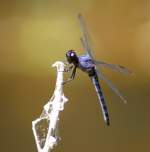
[
  {"xmin": 78, "ymin": 14, "xmax": 94, "ymax": 58},
  {"xmin": 96, "ymin": 68, "xmax": 127, "ymax": 104},
  {"xmin": 94, "ymin": 60, "xmax": 133, "ymax": 75},
  {"xmin": 78, "ymin": 13, "xmax": 127, "ymax": 103}
]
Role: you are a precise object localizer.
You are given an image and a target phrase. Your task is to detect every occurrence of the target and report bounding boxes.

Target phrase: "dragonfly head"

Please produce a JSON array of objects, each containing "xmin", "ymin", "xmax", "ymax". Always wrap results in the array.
[{"xmin": 66, "ymin": 50, "xmax": 79, "ymax": 64}]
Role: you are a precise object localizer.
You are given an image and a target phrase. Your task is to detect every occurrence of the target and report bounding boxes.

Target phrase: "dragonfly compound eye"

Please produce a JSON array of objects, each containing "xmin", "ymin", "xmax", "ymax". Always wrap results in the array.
[{"xmin": 66, "ymin": 50, "xmax": 79, "ymax": 64}]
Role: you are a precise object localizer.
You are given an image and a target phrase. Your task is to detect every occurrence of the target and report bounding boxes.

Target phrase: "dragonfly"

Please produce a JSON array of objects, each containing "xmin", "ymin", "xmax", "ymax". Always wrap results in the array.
[{"xmin": 64, "ymin": 14, "xmax": 132, "ymax": 126}]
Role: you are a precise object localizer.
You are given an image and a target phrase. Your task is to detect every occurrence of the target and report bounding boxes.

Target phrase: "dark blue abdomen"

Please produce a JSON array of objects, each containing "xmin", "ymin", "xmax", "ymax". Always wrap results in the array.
[{"xmin": 90, "ymin": 69, "xmax": 110, "ymax": 126}]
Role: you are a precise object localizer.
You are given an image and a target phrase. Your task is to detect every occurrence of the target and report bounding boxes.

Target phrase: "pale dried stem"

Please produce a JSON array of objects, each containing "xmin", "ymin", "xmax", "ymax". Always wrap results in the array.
[{"xmin": 32, "ymin": 61, "xmax": 68, "ymax": 152}]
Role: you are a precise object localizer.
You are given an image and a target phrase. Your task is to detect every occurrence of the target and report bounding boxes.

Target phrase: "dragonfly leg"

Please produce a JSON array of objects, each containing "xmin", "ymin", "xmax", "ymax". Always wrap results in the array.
[
  {"xmin": 59, "ymin": 65, "xmax": 73, "ymax": 73},
  {"xmin": 64, "ymin": 65, "xmax": 74, "ymax": 72},
  {"xmin": 63, "ymin": 66, "xmax": 76, "ymax": 85}
]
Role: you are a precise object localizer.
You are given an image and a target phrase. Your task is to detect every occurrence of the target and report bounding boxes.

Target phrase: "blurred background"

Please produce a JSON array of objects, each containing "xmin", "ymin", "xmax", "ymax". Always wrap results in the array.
[{"xmin": 0, "ymin": 0, "xmax": 150, "ymax": 151}]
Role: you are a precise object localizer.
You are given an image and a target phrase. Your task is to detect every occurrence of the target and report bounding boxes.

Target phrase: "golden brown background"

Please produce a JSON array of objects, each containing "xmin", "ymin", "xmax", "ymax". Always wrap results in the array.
[{"xmin": 0, "ymin": 0, "xmax": 150, "ymax": 151}]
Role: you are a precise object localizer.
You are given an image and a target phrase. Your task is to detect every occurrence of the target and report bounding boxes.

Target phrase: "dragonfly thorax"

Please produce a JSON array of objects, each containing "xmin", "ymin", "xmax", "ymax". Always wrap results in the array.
[{"xmin": 66, "ymin": 50, "xmax": 79, "ymax": 65}]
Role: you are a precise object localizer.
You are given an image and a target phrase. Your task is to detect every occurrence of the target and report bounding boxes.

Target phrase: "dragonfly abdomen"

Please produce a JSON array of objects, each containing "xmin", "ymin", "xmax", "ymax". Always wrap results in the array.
[{"xmin": 90, "ymin": 70, "xmax": 110, "ymax": 126}]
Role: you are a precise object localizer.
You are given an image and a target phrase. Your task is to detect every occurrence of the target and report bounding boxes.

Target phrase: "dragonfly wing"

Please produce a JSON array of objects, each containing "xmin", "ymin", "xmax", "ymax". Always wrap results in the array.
[
  {"xmin": 94, "ymin": 60, "xmax": 133, "ymax": 75},
  {"xmin": 96, "ymin": 68, "xmax": 127, "ymax": 104},
  {"xmin": 78, "ymin": 14, "xmax": 127, "ymax": 104},
  {"xmin": 78, "ymin": 14, "xmax": 94, "ymax": 59},
  {"xmin": 80, "ymin": 37, "xmax": 93, "ymax": 59}
]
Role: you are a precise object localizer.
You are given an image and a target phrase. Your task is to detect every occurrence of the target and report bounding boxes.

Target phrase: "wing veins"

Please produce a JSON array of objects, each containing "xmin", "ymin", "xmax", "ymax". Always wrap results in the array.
[{"xmin": 94, "ymin": 60, "xmax": 133, "ymax": 75}]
